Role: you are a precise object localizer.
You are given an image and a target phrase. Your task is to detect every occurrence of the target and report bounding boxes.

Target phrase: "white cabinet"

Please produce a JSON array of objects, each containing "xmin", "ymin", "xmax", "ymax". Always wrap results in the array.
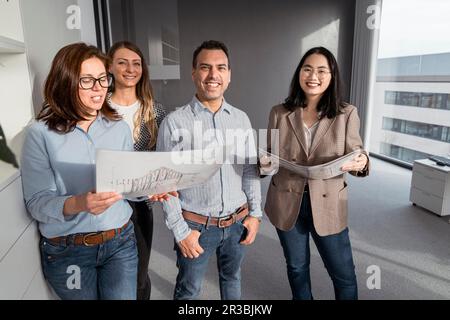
[
  {"xmin": 0, "ymin": 172, "xmax": 32, "ymax": 260},
  {"xmin": 410, "ymin": 159, "xmax": 450, "ymax": 216},
  {"xmin": 0, "ymin": 0, "xmax": 54, "ymax": 300},
  {"xmin": 0, "ymin": 173, "xmax": 55, "ymax": 299}
]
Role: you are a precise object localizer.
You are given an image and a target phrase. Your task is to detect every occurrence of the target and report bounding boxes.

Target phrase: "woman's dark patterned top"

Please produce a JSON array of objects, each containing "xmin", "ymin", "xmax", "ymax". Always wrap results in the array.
[{"xmin": 134, "ymin": 101, "xmax": 167, "ymax": 151}]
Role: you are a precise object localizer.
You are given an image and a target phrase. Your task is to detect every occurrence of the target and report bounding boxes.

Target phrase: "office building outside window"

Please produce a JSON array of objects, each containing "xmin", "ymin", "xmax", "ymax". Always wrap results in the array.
[{"xmin": 368, "ymin": 0, "xmax": 450, "ymax": 165}]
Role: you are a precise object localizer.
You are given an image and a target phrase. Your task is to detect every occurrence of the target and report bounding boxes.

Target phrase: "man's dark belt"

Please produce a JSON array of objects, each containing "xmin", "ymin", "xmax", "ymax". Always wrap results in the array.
[
  {"xmin": 182, "ymin": 204, "xmax": 249, "ymax": 228},
  {"xmin": 47, "ymin": 221, "xmax": 130, "ymax": 247}
]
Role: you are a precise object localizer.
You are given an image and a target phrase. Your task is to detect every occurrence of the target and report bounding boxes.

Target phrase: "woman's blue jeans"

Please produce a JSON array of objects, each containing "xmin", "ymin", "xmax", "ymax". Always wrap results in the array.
[
  {"xmin": 276, "ymin": 192, "xmax": 358, "ymax": 300},
  {"xmin": 40, "ymin": 222, "xmax": 138, "ymax": 300}
]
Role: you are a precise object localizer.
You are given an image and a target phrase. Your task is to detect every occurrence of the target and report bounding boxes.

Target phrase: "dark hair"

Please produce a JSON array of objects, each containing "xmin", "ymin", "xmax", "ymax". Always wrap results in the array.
[
  {"xmin": 192, "ymin": 40, "xmax": 231, "ymax": 69},
  {"xmin": 108, "ymin": 41, "xmax": 157, "ymax": 149},
  {"xmin": 283, "ymin": 46, "xmax": 346, "ymax": 118},
  {"xmin": 37, "ymin": 42, "xmax": 120, "ymax": 133}
]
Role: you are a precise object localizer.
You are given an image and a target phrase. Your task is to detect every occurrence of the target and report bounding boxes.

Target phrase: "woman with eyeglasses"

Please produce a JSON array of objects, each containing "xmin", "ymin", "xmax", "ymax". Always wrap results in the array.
[
  {"xmin": 20, "ymin": 42, "xmax": 139, "ymax": 300},
  {"xmin": 261, "ymin": 47, "xmax": 369, "ymax": 300},
  {"xmin": 107, "ymin": 41, "xmax": 168, "ymax": 300}
]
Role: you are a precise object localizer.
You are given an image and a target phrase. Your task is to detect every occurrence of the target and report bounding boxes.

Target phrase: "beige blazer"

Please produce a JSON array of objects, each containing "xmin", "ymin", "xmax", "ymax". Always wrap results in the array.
[{"xmin": 264, "ymin": 104, "xmax": 369, "ymax": 236}]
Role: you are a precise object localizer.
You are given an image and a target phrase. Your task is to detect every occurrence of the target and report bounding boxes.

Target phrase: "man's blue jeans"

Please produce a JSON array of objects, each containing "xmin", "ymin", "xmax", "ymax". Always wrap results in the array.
[
  {"xmin": 174, "ymin": 219, "xmax": 247, "ymax": 300},
  {"xmin": 40, "ymin": 222, "xmax": 138, "ymax": 300},
  {"xmin": 276, "ymin": 192, "xmax": 358, "ymax": 300}
]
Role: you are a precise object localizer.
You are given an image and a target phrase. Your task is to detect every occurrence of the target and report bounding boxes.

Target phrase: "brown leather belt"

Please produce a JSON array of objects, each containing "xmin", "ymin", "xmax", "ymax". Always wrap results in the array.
[
  {"xmin": 182, "ymin": 204, "xmax": 249, "ymax": 228},
  {"xmin": 47, "ymin": 221, "xmax": 130, "ymax": 247}
]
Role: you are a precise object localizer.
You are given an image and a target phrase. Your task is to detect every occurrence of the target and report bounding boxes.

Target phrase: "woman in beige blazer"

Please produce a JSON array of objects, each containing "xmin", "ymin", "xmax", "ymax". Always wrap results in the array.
[{"xmin": 262, "ymin": 47, "xmax": 369, "ymax": 300}]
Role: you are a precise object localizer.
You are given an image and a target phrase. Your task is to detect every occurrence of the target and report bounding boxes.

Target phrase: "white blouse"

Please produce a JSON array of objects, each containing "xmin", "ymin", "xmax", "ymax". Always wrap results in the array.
[
  {"xmin": 109, "ymin": 99, "xmax": 141, "ymax": 139},
  {"xmin": 303, "ymin": 120, "xmax": 319, "ymax": 155}
]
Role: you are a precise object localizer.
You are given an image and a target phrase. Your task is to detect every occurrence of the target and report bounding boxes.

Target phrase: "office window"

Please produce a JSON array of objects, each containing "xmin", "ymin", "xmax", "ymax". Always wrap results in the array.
[
  {"xmin": 435, "ymin": 94, "xmax": 444, "ymax": 109},
  {"xmin": 421, "ymin": 93, "xmax": 434, "ymax": 109},
  {"xmin": 161, "ymin": 26, "xmax": 179, "ymax": 66},
  {"xmin": 398, "ymin": 91, "xmax": 420, "ymax": 107},
  {"xmin": 383, "ymin": 91, "xmax": 449, "ymax": 110},
  {"xmin": 384, "ymin": 91, "xmax": 398, "ymax": 105},
  {"xmin": 444, "ymin": 127, "xmax": 450, "ymax": 143},
  {"xmin": 382, "ymin": 117, "xmax": 393, "ymax": 130},
  {"xmin": 382, "ymin": 117, "xmax": 450, "ymax": 143},
  {"xmin": 369, "ymin": 0, "xmax": 450, "ymax": 165},
  {"xmin": 394, "ymin": 118, "xmax": 403, "ymax": 132},
  {"xmin": 107, "ymin": 0, "xmax": 181, "ymax": 80},
  {"xmin": 380, "ymin": 142, "xmax": 431, "ymax": 163},
  {"xmin": 421, "ymin": 93, "xmax": 445, "ymax": 109}
]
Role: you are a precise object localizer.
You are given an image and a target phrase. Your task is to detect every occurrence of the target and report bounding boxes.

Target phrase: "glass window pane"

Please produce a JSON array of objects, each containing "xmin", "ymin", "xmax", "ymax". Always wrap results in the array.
[
  {"xmin": 369, "ymin": 0, "xmax": 450, "ymax": 164},
  {"xmin": 385, "ymin": 91, "xmax": 397, "ymax": 104},
  {"xmin": 435, "ymin": 94, "xmax": 444, "ymax": 109},
  {"xmin": 382, "ymin": 117, "xmax": 393, "ymax": 130},
  {"xmin": 421, "ymin": 93, "xmax": 433, "ymax": 108}
]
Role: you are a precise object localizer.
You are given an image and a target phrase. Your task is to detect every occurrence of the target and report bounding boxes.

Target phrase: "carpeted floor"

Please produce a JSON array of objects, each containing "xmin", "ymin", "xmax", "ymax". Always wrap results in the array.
[{"xmin": 149, "ymin": 157, "xmax": 450, "ymax": 300}]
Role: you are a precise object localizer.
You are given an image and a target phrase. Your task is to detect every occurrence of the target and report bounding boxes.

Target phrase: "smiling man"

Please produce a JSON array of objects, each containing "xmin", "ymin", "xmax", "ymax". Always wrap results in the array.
[{"xmin": 156, "ymin": 40, "xmax": 262, "ymax": 300}]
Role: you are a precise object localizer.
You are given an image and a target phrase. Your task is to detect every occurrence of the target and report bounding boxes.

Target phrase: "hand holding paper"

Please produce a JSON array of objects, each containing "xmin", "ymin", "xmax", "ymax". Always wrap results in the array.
[
  {"xmin": 148, "ymin": 191, "xmax": 179, "ymax": 202},
  {"xmin": 259, "ymin": 154, "xmax": 279, "ymax": 176},
  {"xmin": 259, "ymin": 148, "xmax": 364, "ymax": 179},
  {"xmin": 341, "ymin": 153, "xmax": 368, "ymax": 172}
]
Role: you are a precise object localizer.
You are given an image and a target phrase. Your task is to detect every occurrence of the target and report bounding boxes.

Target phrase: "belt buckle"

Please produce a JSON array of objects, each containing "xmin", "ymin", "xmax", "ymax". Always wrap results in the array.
[
  {"xmin": 217, "ymin": 215, "xmax": 231, "ymax": 228},
  {"xmin": 217, "ymin": 214, "xmax": 236, "ymax": 228},
  {"xmin": 82, "ymin": 232, "xmax": 99, "ymax": 246}
]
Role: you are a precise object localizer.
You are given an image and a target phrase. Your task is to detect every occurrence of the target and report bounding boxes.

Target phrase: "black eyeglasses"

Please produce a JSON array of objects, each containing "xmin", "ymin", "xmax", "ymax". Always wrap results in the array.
[{"xmin": 79, "ymin": 75, "xmax": 112, "ymax": 90}]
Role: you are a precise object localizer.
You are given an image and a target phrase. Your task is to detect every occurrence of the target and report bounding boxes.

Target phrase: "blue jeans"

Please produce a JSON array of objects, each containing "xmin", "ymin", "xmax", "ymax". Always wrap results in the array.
[
  {"xmin": 174, "ymin": 219, "xmax": 247, "ymax": 300},
  {"xmin": 40, "ymin": 222, "xmax": 138, "ymax": 300},
  {"xmin": 276, "ymin": 192, "xmax": 358, "ymax": 300}
]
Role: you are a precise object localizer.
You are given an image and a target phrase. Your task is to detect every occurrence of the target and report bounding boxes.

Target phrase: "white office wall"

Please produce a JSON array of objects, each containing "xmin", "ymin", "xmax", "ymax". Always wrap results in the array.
[
  {"xmin": 78, "ymin": 0, "xmax": 97, "ymax": 46},
  {"xmin": 20, "ymin": 0, "xmax": 96, "ymax": 115},
  {"xmin": 0, "ymin": 0, "xmax": 97, "ymax": 300},
  {"xmin": 157, "ymin": 0, "xmax": 356, "ymax": 131}
]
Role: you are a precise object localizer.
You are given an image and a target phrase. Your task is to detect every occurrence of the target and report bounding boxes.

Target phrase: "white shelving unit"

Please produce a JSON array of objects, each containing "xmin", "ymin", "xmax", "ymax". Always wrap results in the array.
[
  {"xmin": 0, "ymin": 0, "xmax": 33, "ymax": 159},
  {"xmin": 0, "ymin": 0, "xmax": 54, "ymax": 300},
  {"xmin": 0, "ymin": 35, "xmax": 25, "ymax": 53},
  {"xmin": 410, "ymin": 159, "xmax": 450, "ymax": 216}
]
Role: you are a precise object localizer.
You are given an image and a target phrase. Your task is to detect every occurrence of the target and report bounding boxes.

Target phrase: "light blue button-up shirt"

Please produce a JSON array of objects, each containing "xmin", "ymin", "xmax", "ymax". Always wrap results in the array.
[
  {"xmin": 156, "ymin": 96, "xmax": 262, "ymax": 242},
  {"xmin": 20, "ymin": 114, "xmax": 133, "ymax": 238}
]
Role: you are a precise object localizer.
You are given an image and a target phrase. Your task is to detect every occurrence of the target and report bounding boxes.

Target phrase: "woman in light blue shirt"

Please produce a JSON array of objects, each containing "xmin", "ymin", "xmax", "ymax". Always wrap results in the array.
[{"xmin": 20, "ymin": 43, "xmax": 138, "ymax": 300}]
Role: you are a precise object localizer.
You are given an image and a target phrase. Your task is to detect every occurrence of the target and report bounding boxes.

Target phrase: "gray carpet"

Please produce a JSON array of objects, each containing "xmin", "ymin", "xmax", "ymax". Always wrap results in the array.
[{"xmin": 149, "ymin": 158, "xmax": 450, "ymax": 300}]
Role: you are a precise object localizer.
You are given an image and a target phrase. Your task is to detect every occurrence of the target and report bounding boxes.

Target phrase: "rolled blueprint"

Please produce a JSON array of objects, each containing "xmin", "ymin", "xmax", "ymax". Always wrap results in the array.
[{"xmin": 259, "ymin": 148, "xmax": 363, "ymax": 180}]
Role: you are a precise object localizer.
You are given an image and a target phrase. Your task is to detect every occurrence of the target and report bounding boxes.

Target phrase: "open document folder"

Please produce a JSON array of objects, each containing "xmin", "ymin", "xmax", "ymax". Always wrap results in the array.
[
  {"xmin": 259, "ymin": 148, "xmax": 363, "ymax": 180},
  {"xmin": 96, "ymin": 146, "xmax": 228, "ymax": 198}
]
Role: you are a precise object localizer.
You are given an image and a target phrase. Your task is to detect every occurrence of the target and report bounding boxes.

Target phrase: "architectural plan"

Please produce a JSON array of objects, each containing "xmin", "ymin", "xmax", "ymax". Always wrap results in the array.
[{"xmin": 96, "ymin": 147, "xmax": 226, "ymax": 198}]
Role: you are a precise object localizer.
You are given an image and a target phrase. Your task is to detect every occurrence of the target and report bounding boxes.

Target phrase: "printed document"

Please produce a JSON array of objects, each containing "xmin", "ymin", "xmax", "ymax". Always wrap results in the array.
[
  {"xmin": 259, "ymin": 148, "xmax": 363, "ymax": 179},
  {"xmin": 96, "ymin": 146, "xmax": 227, "ymax": 198}
]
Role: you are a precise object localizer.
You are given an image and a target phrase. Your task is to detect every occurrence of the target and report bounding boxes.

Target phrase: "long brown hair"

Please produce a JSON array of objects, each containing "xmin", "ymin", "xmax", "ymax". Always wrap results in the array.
[
  {"xmin": 108, "ymin": 41, "xmax": 157, "ymax": 149},
  {"xmin": 37, "ymin": 42, "xmax": 120, "ymax": 133}
]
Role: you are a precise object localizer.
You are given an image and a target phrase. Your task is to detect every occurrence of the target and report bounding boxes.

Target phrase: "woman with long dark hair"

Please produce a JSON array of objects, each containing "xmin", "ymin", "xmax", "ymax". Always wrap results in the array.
[{"xmin": 263, "ymin": 47, "xmax": 369, "ymax": 300}]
